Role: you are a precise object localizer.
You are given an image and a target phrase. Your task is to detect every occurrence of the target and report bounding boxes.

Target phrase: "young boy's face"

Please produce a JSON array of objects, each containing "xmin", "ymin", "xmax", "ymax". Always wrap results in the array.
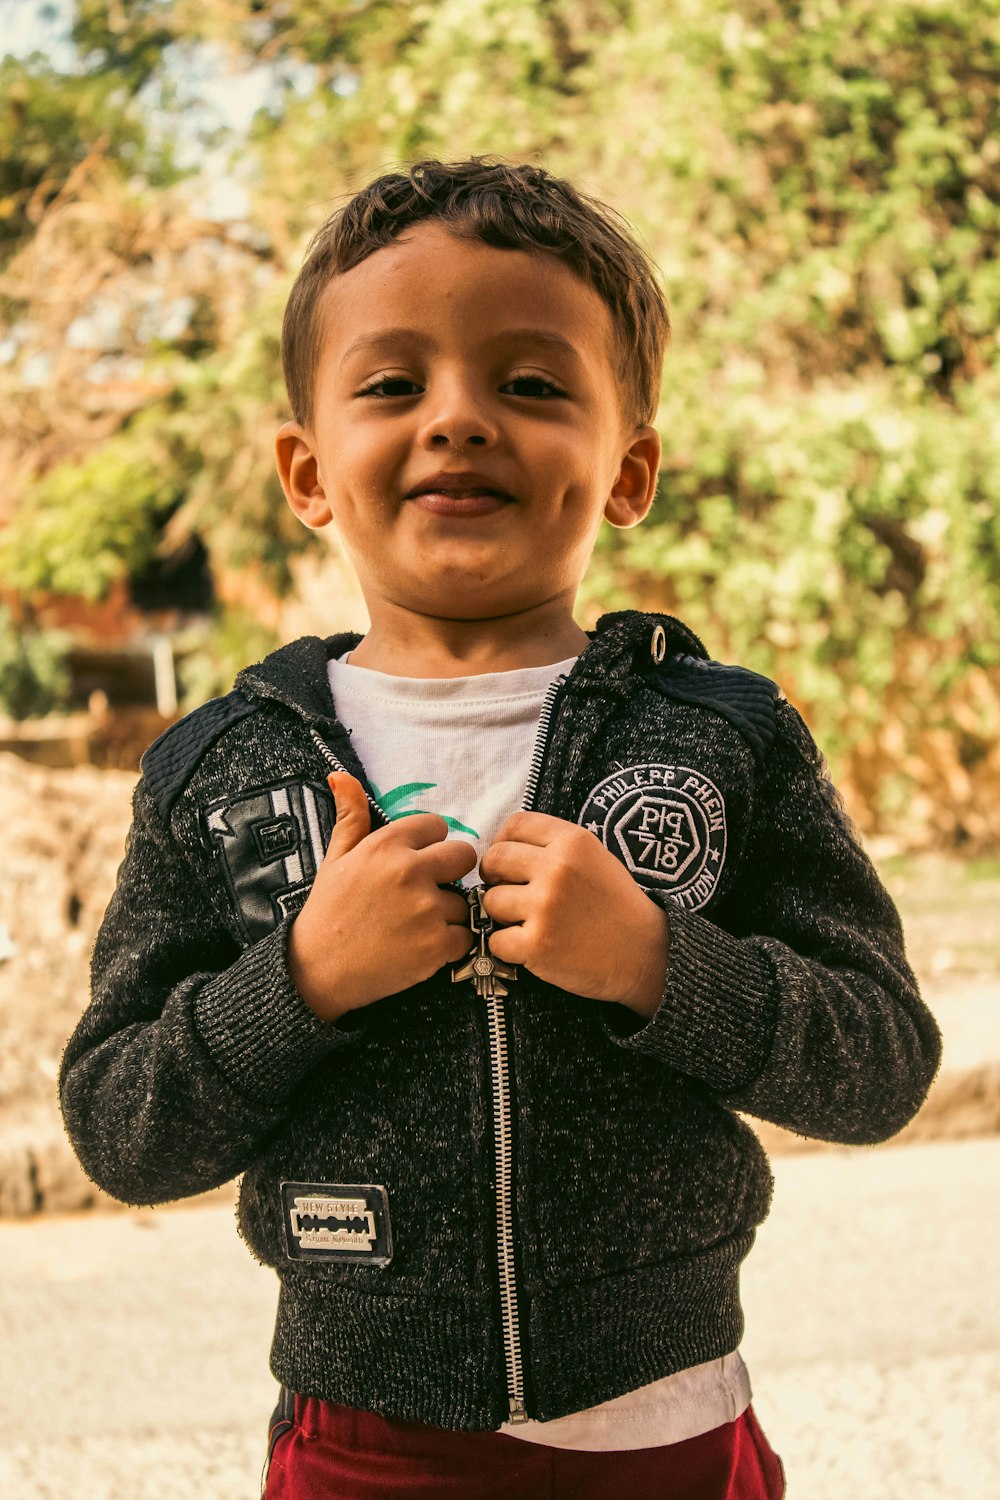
[{"xmin": 276, "ymin": 220, "xmax": 660, "ymax": 628}]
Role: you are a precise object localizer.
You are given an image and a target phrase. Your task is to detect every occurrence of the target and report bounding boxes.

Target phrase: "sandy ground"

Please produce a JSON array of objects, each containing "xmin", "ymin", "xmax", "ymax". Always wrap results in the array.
[{"xmin": 0, "ymin": 1137, "xmax": 997, "ymax": 1499}]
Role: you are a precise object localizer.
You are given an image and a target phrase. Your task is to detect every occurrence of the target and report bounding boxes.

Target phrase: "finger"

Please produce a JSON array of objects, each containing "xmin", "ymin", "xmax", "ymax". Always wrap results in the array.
[
  {"xmin": 487, "ymin": 923, "xmax": 526, "ymax": 966},
  {"xmin": 414, "ymin": 837, "xmax": 479, "ymax": 885},
  {"xmin": 480, "ymin": 838, "xmax": 542, "ymax": 887},
  {"xmin": 444, "ymin": 924, "xmax": 478, "ymax": 965},
  {"xmin": 326, "ymin": 773, "xmax": 372, "ymax": 858},
  {"xmin": 437, "ymin": 888, "xmax": 475, "ymax": 926},
  {"xmin": 376, "ymin": 811, "xmax": 451, "ymax": 849},
  {"xmin": 492, "ymin": 810, "xmax": 571, "ymax": 847},
  {"xmin": 481, "ymin": 884, "xmax": 530, "ymax": 927}
]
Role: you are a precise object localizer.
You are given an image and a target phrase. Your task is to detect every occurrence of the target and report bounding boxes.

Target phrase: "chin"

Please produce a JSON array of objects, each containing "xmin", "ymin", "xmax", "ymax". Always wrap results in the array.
[{"xmin": 409, "ymin": 558, "xmax": 517, "ymax": 596}]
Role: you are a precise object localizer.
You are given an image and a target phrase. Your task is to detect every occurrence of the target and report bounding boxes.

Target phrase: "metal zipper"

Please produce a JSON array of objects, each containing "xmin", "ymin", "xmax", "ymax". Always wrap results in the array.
[
  {"xmin": 315, "ymin": 671, "xmax": 568, "ymax": 1425},
  {"xmin": 474, "ymin": 671, "xmax": 569, "ymax": 1424},
  {"xmin": 483, "ymin": 929, "xmax": 526, "ymax": 1422},
  {"xmin": 310, "ymin": 727, "xmax": 388, "ymax": 828},
  {"xmin": 521, "ymin": 674, "xmax": 567, "ymax": 816}
]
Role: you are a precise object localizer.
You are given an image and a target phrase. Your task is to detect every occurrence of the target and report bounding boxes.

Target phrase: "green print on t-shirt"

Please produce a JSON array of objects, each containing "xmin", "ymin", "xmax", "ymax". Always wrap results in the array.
[{"xmin": 370, "ymin": 780, "xmax": 479, "ymax": 838}]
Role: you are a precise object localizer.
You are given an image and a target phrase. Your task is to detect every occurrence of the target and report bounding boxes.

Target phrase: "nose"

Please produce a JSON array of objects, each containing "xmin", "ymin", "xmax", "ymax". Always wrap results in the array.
[{"xmin": 416, "ymin": 372, "xmax": 498, "ymax": 449}]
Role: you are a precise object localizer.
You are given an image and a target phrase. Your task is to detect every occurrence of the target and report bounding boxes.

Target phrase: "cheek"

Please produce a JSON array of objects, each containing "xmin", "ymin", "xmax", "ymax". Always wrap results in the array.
[
  {"xmin": 554, "ymin": 484, "xmax": 608, "ymax": 547},
  {"xmin": 321, "ymin": 420, "xmax": 398, "ymax": 487},
  {"xmin": 325, "ymin": 450, "xmax": 400, "ymax": 525}
]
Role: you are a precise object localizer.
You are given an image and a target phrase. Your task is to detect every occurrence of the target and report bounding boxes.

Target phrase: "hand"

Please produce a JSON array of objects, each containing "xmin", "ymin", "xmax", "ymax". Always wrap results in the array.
[
  {"xmin": 288, "ymin": 773, "xmax": 477, "ymax": 1022},
  {"xmin": 479, "ymin": 812, "xmax": 670, "ymax": 1018}
]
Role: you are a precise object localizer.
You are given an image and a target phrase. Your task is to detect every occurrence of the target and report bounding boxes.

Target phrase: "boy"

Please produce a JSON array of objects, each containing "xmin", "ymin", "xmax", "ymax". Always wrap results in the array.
[{"xmin": 60, "ymin": 157, "xmax": 941, "ymax": 1499}]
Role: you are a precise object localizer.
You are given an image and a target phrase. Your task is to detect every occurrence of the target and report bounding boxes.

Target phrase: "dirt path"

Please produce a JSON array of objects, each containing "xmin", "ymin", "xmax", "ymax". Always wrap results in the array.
[{"xmin": 1, "ymin": 1138, "xmax": 996, "ymax": 1498}]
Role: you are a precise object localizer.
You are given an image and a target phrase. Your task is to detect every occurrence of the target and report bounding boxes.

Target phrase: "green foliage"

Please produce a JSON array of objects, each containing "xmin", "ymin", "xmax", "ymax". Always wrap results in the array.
[
  {"xmin": 584, "ymin": 373, "xmax": 1000, "ymax": 766},
  {"xmin": 0, "ymin": 607, "xmax": 72, "ymax": 720},
  {"xmin": 0, "ymin": 47, "xmax": 180, "ymax": 268},
  {"xmin": 5, "ymin": 0, "xmax": 1000, "ymax": 843},
  {"xmin": 154, "ymin": 298, "xmax": 315, "ymax": 589},
  {"xmin": 0, "ymin": 428, "xmax": 187, "ymax": 600},
  {"xmin": 681, "ymin": 0, "xmax": 1000, "ymax": 396},
  {"xmin": 72, "ymin": 0, "xmax": 178, "ymax": 92},
  {"xmin": 175, "ymin": 607, "xmax": 281, "ymax": 709}
]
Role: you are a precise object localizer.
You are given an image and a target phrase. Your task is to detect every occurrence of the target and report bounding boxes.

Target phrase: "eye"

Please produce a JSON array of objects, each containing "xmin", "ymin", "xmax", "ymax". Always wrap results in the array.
[
  {"xmin": 357, "ymin": 376, "xmax": 418, "ymax": 399},
  {"xmin": 356, "ymin": 373, "xmax": 567, "ymax": 399},
  {"xmin": 505, "ymin": 373, "xmax": 566, "ymax": 398}
]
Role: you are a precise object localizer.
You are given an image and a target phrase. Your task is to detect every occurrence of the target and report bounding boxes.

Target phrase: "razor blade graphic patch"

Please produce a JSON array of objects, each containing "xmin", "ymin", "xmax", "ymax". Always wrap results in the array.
[
  {"xmin": 281, "ymin": 1182, "xmax": 393, "ymax": 1265},
  {"xmin": 579, "ymin": 763, "xmax": 727, "ymax": 910},
  {"xmin": 204, "ymin": 780, "xmax": 334, "ymax": 943}
]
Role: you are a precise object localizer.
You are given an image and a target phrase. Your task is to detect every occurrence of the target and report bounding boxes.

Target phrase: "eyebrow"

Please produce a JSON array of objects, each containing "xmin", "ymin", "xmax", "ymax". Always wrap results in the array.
[{"xmin": 339, "ymin": 327, "xmax": 583, "ymax": 369}]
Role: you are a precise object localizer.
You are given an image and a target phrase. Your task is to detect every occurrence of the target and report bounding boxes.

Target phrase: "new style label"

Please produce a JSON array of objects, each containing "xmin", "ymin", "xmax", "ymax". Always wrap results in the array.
[{"xmin": 579, "ymin": 763, "xmax": 727, "ymax": 910}]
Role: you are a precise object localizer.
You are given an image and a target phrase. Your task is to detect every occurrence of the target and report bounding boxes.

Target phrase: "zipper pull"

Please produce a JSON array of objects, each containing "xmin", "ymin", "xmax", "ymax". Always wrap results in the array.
[
  {"xmin": 450, "ymin": 887, "xmax": 519, "ymax": 999},
  {"xmin": 507, "ymin": 1396, "xmax": 529, "ymax": 1424}
]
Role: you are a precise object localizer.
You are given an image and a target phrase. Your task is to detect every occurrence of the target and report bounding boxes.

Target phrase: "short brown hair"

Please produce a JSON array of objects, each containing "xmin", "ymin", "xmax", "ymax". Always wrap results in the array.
[{"xmin": 281, "ymin": 155, "xmax": 670, "ymax": 433}]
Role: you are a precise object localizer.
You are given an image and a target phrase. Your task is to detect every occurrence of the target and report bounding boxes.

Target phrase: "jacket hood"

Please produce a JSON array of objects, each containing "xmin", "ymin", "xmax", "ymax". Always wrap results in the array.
[{"xmin": 234, "ymin": 610, "xmax": 708, "ymax": 725}]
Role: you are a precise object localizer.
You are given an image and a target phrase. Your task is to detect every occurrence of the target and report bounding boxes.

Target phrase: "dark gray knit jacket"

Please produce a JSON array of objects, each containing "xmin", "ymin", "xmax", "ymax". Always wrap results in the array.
[{"xmin": 59, "ymin": 610, "xmax": 941, "ymax": 1430}]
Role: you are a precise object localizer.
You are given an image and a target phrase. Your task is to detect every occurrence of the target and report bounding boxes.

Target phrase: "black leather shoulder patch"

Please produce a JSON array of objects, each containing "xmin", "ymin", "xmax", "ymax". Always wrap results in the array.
[
  {"xmin": 140, "ymin": 690, "xmax": 258, "ymax": 820},
  {"xmin": 642, "ymin": 653, "xmax": 783, "ymax": 762}
]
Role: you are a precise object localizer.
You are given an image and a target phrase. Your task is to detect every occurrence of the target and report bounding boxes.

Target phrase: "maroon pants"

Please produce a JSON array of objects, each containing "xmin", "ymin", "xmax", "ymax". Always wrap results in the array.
[{"xmin": 262, "ymin": 1395, "xmax": 786, "ymax": 1500}]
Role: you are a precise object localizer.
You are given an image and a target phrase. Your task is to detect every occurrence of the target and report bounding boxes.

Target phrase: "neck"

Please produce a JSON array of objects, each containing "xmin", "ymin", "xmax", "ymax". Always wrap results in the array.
[{"xmin": 346, "ymin": 597, "xmax": 590, "ymax": 677}]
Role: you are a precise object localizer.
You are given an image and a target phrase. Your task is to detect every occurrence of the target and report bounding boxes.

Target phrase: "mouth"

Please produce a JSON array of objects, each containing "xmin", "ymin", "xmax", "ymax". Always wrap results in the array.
[
  {"xmin": 403, "ymin": 470, "xmax": 515, "ymax": 517},
  {"xmin": 408, "ymin": 490, "xmax": 512, "ymax": 517}
]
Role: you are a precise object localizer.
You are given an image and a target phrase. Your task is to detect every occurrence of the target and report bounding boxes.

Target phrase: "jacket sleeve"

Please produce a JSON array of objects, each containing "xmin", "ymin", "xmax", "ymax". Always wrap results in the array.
[
  {"xmin": 604, "ymin": 700, "xmax": 942, "ymax": 1144},
  {"xmin": 59, "ymin": 776, "xmax": 359, "ymax": 1205}
]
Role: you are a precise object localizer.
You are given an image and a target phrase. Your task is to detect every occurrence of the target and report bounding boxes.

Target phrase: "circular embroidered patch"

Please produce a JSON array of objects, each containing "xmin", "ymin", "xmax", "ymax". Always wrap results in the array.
[{"xmin": 579, "ymin": 764, "xmax": 727, "ymax": 910}]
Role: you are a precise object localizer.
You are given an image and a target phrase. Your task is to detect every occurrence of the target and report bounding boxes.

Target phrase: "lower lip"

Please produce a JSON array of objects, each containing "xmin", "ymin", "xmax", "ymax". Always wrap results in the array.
[{"xmin": 409, "ymin": 492, "xmax": 511, "ymax": 517}]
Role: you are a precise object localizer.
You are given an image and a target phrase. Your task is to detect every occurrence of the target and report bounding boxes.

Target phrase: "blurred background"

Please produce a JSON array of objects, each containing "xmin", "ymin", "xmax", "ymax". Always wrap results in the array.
[
  {"xmin": 0, "ymin": 2, "xmax": 998, "ymax": 1496},
  {"xmin": 2, "ymin": 0, "xmax": 998, "ymax": 843}
]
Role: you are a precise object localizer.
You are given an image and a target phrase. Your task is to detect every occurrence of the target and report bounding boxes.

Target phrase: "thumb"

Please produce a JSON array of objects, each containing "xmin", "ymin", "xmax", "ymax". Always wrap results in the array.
[{"xmin": 325, "ymin": 772, "xmax": 372, "ymax": 858}]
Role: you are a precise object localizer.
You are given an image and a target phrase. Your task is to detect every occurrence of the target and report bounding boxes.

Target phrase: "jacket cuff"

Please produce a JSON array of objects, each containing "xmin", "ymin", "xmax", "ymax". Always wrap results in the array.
[
  {"xmin": 193, "ymin": 918, "xmax": 359, "ymax": 1102},
  {"xmin": 604, "ymin": 903, "xmax": 779, "ymax": 1093}
]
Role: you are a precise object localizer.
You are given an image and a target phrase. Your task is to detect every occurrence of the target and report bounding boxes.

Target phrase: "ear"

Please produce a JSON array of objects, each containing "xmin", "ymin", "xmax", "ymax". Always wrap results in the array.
[
  {"xmin": 274, "ymin": 420, "xmax": 332, "ymax": 529},
  {"xmin": 603, "ymin": 425, "xmax": 661, "ymax": 530}
]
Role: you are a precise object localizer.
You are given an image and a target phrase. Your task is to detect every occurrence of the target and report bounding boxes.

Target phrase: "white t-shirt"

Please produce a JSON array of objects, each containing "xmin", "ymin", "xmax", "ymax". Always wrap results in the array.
[
  {"xmin": 326, "ymin": 647, "xmax": 751, "ymax": 1450},
  {"xmin": 327, "ymin": 650, "xmax": 582, "ymax": 886}
]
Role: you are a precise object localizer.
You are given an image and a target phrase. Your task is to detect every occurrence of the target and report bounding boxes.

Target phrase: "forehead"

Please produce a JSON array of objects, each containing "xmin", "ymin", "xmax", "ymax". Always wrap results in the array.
[{"xmin": 315, "ymin": 220, "xmax": 616, "ymax": 374}]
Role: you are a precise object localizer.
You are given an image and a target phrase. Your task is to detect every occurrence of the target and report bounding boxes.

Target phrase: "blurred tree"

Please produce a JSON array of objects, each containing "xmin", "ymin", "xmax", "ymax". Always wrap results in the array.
[
  {"xmin": 1, "ymin": 0, "xmax": 998, "ymax": 844},
  {"xmin": 1, "ymin": 5, "xmax": 181, "ymax": 475},
  {"xmin": 0, "ymin": 603, "xmax": 71, "ymax": 719}
]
